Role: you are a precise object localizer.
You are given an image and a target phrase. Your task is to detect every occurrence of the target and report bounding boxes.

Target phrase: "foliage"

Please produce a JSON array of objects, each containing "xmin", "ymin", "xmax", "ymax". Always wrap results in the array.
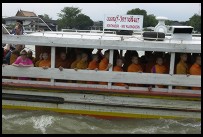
[
  {"xmin": 57, "ymin": 7, "xmax": 93, "ymax": 30},
  {"xmin": 2, "ymin": 18, "xmax": 5, "ymax": 24},
  {"xmin": 42, "ymin": 14, "xmax": 52, "ymax": 20},
  {"xmin": 57, "ymin": 7, "xmax": 81, "ymax": 29},
  {"xmin": 38, "ymin": 14, "xmax": 52, "ymax": 20},
  {"xmin": 187, "ymin": 14, "xmax": 201, "ymax": 33},
  {"xmin": 75, "ymin": 14, "xmax": 94, "ymax": 30},
  {"xmin": 127, "ymin": 8, "xmax": 157, "ymax": 27}
]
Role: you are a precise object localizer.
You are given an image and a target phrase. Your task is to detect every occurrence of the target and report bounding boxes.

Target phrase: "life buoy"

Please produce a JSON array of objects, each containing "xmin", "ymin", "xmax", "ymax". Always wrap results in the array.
[
  {"xmin": 116, "ymin": 30, "xmax": 133, "ymax": 35},
  {"xmin": 142, "ymin": 32, "xmax": 165, "ymax": 41}
]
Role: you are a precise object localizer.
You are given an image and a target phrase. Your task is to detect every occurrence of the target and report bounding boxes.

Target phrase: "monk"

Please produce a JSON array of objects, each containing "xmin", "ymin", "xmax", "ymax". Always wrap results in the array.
[
  {"xmin": 127, "ymin": 56, "xmax": 143, "ymax": 86},
  {"xmin": 87, "ymin": 54, "xmax": 99, "ymax": 84},
  {"xmin": 176, "ymin": 53, "xmax": 189, "ymax": 89},
  {"xmin": 35, "ymin": 53, "xmax": 43, "ymax": 67},
  {"xmin": 127, "ymin": 56, "xmax": 143, "ymax": 73},
  {"xmin": 189, "ymin": 55, "xmax": 201, "ymax": 90},
  {"xmin": 75, "ymin": 53, "xmax": 88, "ymax": 70},
  {"xmin": 113, "ymin": 58, "xmax": 128, "ymax": 88},
  {"xmin": 98, "ymin": 50, "xmax": 112, "ymax": 85},
  {"xmin": 70, "ymin": 54, "xmax": 81, "ymax": 69},
  {"xmin": 27, "ymin": 50, "xmax": 36, "ymax": 65},
  {"xmin": 56, "ymin": 52, "xmax": 71, "ymax": 71},
  {"xmin": 74, "ymin": 53, "xmax": 89, "ymax": 83},
  {"xmin": 151, "ymin": 57, "xmax": 167, "ymax": 88},
  {"xmin": 38, "ymin": 52, "xmax": 51, "ymax": 81}
]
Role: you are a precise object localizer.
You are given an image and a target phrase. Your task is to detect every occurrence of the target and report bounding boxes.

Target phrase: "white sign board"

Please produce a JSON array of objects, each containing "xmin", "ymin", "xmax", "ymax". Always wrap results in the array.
[{"xmin": 103, "ymin": 14, "xmax": 143, "ymax": 31}]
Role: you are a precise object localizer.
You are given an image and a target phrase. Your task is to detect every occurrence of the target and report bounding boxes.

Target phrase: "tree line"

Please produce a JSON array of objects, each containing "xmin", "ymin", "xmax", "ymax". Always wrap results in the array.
[{"xmin": 56, "ymin": 7, "xmax": 201, "ymax": 33}]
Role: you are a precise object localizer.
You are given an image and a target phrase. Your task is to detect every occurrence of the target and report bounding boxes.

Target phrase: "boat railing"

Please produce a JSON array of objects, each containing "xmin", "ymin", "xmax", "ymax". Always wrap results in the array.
[
  {"xmin": 62, "ymin": 29, "xmax": 116, "ymax": 34},
  {"xmin": 2, "ymin": 33, "xmax": 201, "ymax": 95}
]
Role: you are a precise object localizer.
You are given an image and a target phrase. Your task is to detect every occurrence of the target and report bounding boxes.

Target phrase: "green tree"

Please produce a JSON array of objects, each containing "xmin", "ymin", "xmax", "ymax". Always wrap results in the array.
[
  {"xmin": 127, "ymin": 8, "xmax": 147, "ymax": 27},
  {"xmin": 57, "ymin": 7, "xmax": 82, "ymax": 29},
  {"xmin": 165, "ymin": 20, "xmax": 172, "ymax": 26},
  {"xmin": 146, "ymin": 14, "xmax": 158, "ymax": 27},
  {"xmin": 43, "ymin": 14, "xmax": 52, "ymax": 20},
  {"xmin": 188, "ymin": 14, "xmax": 201, "ymax": 33},
  {"xmin": 2, "ymin": 18, "xmax": 5, "ymax": 24},
  {"xmin": 38, "ymin": 14, "xmax": 52, "ymax": 20},
  {"xmin": 127, "ymin": 8, "xmax": 158, "ymax": 28},
  {"xmin": 75, "ymin": 14, "xmax": 93, "ymax": 30}
]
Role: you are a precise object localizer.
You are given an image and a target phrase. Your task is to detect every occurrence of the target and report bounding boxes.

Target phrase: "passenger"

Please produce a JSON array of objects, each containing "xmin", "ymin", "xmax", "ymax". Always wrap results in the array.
[
  {"xmin": 113, "ymin": 50, "xmax": 120, "ymax": 67},
  {"xmin": 163, "ymin": 52, "xmax": 170, "ymax": 74},
  {"xmin": 189, "ymin": 55, "xmax": 201, "ymax": 90},
  {"xmin": 127, "ymin": 56, "xmax": 143, "ymax": 73},
  {"xmin": 5, "ymin": 23, "xmax": 25, "ymax": 65},
  {"xmin": 113, "ymin": 58, "xmax": 128, "ymax": 88},
  {"xmin": 74, "ymin": 53, "xmax": 89, "ymax": 83},
  {"xmin": 27, "ymin": 50, "xmax": 36, "ymax": 65},
  {"xmin": 144, "ymin": 51, "xmax": 155, "ymax": 73},
  {"xmin": 123, "ymin": 50, "xmax": 131, "ymax": 72},
  {"xmin": 35, "ymin": 53, "xmax": 43, "ymax": 67},
  {"xmin": 3, "ymin": 44, "xmax": 11, "ymax": 58},
  {"xmin": 127, "ymin": 56, "xmax": 143, "ymax": 86},
  {"xmin": 56, "ymin": 52, "xmax": 71, "ymax": 71},
  {"xmin": 123, "ymin": 50, "xmax": 138, "ymax": 72},
  {"xmin": 87, "ymin": 54, "xmax": 99, "ymax": 71},
  {"xmin": 140, "ymin": 55, "xmax": 147, "ymax": 72},
  {"xmin": 12, "ymin": 50, "xmax": 33, "ymax": 80},
  {"xmin": 11, "ymin": 24, "xmax": 23, "ymax": 35},
  {"xmin": 175, "ymin": 53, "xmax": 189, "ymax": 89},
  {"xmin": 75, "ymin": 53, "xmax": 89, "ymax": 70},
  {"xmin": 99, "ymin": 50, "xmax": 112, "ymax": 85},
  {"xmin": 38, "ymin": 52, "xmax": 51, "ymax": 81},
  {"xmin": 9, "ymin": 44, "xmax": 23, "ymax": 65},
  {"xmin": 96, "ymin": 49, "xmax": 104, "ymax": 63},
  {"xmin": 86, "ymin": 54, "xmax": 99, "ymax": 84},
  {"xmin": 151, "ymin": 57, "xmax": 167, "ymax": 88},
  {"xmin": 83, "ymin": 48, "xmax": 94, "ymax": 63},
  {"xmin": 187, "ymin": 53, "xmax": 193, "ymax": 69},
  {"xmin": 39, "ymin": 52, "xmax": 51, "ymax": 69},
  {"xmin": 70, "ymin": 54, "xmax": 81, "ymax": 69}
]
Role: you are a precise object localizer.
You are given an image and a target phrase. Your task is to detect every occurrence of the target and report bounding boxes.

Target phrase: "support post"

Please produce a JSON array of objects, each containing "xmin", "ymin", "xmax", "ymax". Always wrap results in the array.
[
  {"xmin": 51, "ymin": 46, "xmax": 55, "ymax": 85},
  {"xmin": 168, "ymin": 52, "xmax": 175, "ymax": 92},
  {"xmin": 108, "ymin": 50, "xmax": 114, "ymax": 89}
]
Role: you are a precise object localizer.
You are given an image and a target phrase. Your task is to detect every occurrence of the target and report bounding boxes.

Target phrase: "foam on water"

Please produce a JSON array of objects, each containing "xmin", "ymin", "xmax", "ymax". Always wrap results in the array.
[{"xmin": 2, "ymin": 109, "xmax": 201, "ymax": 134}]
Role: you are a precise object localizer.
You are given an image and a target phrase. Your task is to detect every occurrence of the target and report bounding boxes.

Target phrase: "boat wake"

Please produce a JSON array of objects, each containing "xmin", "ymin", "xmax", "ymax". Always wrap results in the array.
[{"xmin": 2, "ymin": 109, "xmax": 201, "ymax": 134}]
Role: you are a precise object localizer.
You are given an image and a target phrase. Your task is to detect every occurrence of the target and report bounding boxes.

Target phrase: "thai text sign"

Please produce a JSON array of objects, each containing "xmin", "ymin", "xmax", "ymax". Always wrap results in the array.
[{"xmin": 103, "ymin": 14, "xmax": 143, "ymax": 31}]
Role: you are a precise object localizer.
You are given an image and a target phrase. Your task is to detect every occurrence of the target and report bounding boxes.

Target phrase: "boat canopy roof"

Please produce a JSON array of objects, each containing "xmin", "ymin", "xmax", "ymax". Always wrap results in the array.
[{"xmin": 2, "ymin": 31, "xmax": 201, "ymax": 53}]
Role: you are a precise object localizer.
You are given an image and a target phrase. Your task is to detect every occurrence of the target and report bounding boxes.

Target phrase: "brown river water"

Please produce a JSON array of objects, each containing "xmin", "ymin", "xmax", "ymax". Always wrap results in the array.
[{"xmin": 2, "ymin": 109, "xmax": 201, "ymax": 134}]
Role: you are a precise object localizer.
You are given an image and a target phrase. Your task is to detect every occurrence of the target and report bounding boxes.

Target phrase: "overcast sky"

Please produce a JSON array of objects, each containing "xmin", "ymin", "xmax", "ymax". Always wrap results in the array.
[{"xmin": 2, "ymin": 3, "xmax": 200, "ymax": 21}]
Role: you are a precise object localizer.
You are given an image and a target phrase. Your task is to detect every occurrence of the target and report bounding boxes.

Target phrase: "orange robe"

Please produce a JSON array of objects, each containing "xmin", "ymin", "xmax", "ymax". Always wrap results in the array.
[
  {"xmin": 55, "ymin": 59, "xmax": 71, "ymax": 69},
  {"xmin": 176, "ymin": 61, "xmax": 189, "ymax": 89},
  {"xmin": 88, "ymin": 60, "xmax": 99, "ymax": 70},
  {"xmin": 113, "ymin": 66, "xmax": 127, "ymax": 86},
  {"xmin": 38, "ymin": 59, "xmax": 51, "ymax": 81},
  {"xmin": 10, "ymin": 53, "xmax": 20, "ymax": 65},
  {"xmin": 151, "ymin": 64, "xmax": 167, "ymax": 88},
  {"xmin": 76, "ymin": 60, "xmax": 88, "ymax": 69},
  {"xmin": 70, "ymin": 59, "xmax": 80, "ymax": 69},
  {"xmin": 87, "ymin": 60, "xmax": 99, "ymax": 84},
  {"xmin": 127, "ymin": 63, "xmax": 143, "ymax": 72},
  {"xmin": 35, "ymin": 60, "xmax": 42, "ymax": 67},
  {"xmin": 76, "ymin": 60, "xmax": 88, "ymax": 83},
  {"xmin": 127, "ymin": 63, "xmax": 143, "ymax": 87},
  {"xmin": 190, "ymin": 63, "xmax": 201, "ymax": 90},
  {"xmin": 99, "ymin": 58, "xmax": 109, "ymax": 85}
]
